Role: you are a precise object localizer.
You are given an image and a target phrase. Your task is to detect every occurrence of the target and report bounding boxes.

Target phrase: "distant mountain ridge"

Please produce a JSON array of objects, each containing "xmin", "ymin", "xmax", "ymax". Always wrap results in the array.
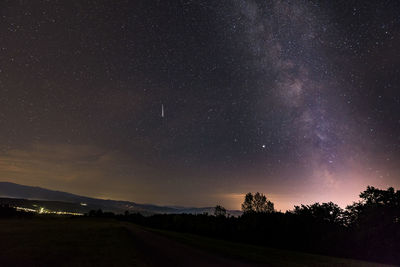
[{"xmin": 0, "ymin": 181, "xmax": 242, "ymax": 216}]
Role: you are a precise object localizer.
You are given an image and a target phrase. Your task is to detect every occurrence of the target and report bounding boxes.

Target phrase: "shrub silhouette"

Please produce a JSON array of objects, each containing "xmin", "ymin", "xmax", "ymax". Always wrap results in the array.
[{"xmin": 214, "ymin": 205, "xmax": 227, "ymax": 217}]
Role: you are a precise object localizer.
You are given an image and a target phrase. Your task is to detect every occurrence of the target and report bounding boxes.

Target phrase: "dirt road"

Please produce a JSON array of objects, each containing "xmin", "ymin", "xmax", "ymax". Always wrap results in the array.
[{"xmin": 125, "ymin": 224, "xmax": 262, "ymax": 267}]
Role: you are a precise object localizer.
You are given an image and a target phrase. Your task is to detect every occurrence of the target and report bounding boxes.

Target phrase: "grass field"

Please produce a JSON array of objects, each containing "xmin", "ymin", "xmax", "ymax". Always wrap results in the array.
[
  {"xmin": 149, "ymin": 227, "xmax": 392, "ymax": 267},
  {"xmin": 0, "ymin": 217, "xmax": 393, "ymax": 266},
  {"xmin": 0, "ymin": 217, "xmax": 143, "ymax": 267}
]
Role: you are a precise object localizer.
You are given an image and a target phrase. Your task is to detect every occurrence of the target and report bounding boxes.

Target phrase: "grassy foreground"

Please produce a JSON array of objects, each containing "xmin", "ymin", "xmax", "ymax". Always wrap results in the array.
[
  {"xmin": 148, "ymin": 227, "xmax": 391, "ymax": 267},
  {"xmin": 0, "ymin": 217, "xmax": 393, "ymax": 266},
  {"xmin": 0, "ymin": 217, "xmax": 142, "ymax": 267}
]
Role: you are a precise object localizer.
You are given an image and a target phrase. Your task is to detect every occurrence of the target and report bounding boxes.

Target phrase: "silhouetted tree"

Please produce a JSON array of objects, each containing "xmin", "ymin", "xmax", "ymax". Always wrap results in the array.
[
  {"xmin": 214, "ymin": 205, "xmax": 227, "ymax": 217},
  {"xmin": 345, "ymin": 186, "xmax": 400, "ymax": 226},
  {"xmin": 294, "ymin": 202, "xmax": 343, "ymax": 224},
  {"xmin": 242, "ymin": 192, "xmax": 274, "ymax": 213},
  {"xmin": 360, "ymin": 186, "xmax": 399, "ymax": 205},
  {"xmin": 241, "ymin": 192, "xmax": 254, "ymax": 213},
  {"xmin": 253, "ymin": 192, "xmax": 274, "ymax": 213},
  {"xmin": 343, "ymin": 186, "xmax": 400, "ymax": 263}
]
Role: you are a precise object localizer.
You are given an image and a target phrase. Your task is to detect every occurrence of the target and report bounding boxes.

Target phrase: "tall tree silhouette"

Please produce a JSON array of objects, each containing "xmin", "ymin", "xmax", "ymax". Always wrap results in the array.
[
  {"xmin": 241, "ymin": 192, "xmax": 274, "ymax": 213},
  {"xmin": 241, "ymin": 193, "xmax": 254, "ymax": 213},
  {"xmin": 253, "ymin": 192, "xmax": 274, "ymax": 213}
]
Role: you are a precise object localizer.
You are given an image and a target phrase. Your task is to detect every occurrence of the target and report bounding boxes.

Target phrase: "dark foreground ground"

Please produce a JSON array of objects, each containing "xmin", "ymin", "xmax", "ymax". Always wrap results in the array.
[{"xmin": 0, "ymin": 217, "xmax": 392, "ymax": 267}]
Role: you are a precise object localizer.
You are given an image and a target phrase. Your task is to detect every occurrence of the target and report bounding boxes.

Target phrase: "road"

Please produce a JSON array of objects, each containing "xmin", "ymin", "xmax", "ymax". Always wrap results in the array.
[{"xmin": 125, "ymin": 224, "xmax": 261, "ymax": 267}]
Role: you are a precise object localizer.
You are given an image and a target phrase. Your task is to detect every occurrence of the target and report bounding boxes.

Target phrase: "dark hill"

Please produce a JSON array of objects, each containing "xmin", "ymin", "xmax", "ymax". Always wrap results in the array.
[{"xmin": 0, "ymin": 182, "xmax": 241, "ymax": 216}]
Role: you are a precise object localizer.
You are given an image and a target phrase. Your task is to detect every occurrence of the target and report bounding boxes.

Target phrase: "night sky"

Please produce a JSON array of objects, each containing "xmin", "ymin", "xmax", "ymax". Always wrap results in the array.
[{"xmin": 1, "ymin": 0, "xmax": 400, "ymax": 210}]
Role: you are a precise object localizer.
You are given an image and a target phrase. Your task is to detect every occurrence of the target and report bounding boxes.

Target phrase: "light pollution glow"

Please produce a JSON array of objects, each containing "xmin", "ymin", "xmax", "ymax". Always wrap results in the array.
[{"xmin": 1, "ymin": 143, "xmax": 398, "ymax": 211}]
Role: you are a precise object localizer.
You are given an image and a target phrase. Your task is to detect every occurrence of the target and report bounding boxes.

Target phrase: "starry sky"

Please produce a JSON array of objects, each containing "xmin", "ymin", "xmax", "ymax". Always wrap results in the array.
[{"xmin": 1, "ymin": 0, "xmax": 400, "ymax": 210}]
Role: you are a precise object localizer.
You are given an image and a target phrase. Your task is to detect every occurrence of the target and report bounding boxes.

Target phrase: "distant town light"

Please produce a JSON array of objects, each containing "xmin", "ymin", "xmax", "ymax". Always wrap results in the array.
[{"xmin": 14, "ymin": 206, "xmax": 83, "ymax": 216}]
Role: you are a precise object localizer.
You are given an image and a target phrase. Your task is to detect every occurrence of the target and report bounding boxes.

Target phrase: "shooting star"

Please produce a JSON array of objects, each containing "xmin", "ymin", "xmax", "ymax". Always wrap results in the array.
[{"xmin": 161, "ymin": 104, "xmax": 164, "ymax": 118}]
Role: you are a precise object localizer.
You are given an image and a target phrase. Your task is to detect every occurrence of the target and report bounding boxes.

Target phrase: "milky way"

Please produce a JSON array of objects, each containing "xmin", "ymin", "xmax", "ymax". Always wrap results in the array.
[
  {"xmin": 1, "ymin": 1, "xmax": 400, "ymax": 210},
  {"xmin": 236, "ymin": 1, "xmax": 359, "ymax": 187}
]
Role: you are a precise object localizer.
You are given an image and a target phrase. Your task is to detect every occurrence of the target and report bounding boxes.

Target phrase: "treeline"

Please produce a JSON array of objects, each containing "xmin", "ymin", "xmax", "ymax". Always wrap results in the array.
[
  {"xmin": 88, "ymin": 186, "xmax": 400, "ymax": 264},
  {"xmin": 1, "ymin": 186, "xmax": 399, "ymax": 264},
  {"xmin": 0, "ymin": 204, "xmax": 34, "ymax": 218}
]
